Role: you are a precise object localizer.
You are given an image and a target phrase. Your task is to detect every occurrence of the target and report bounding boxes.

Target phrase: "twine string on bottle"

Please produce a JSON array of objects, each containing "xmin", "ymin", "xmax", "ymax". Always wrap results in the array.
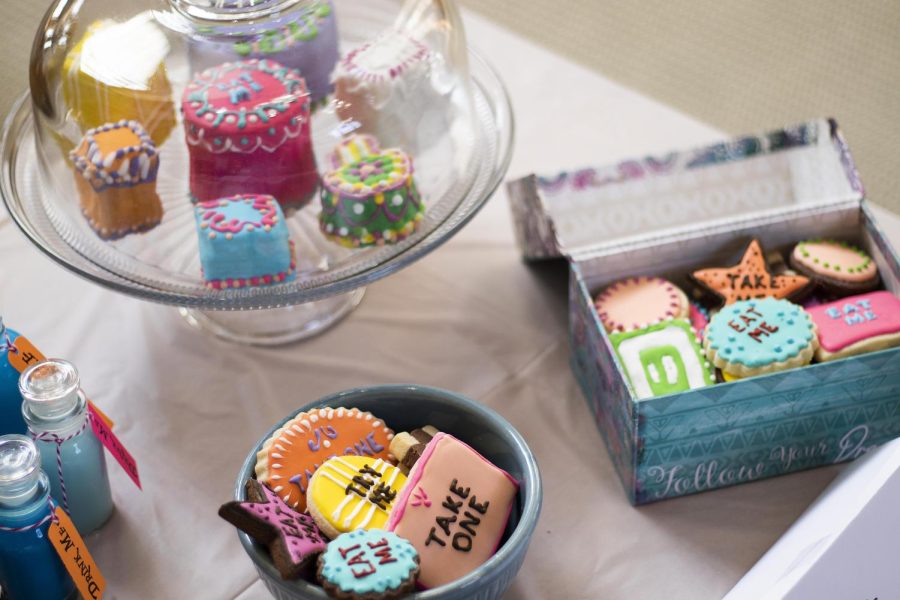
[
  {"xmin": 0, "ymin": 495, "xmax": 59, "ymax": 532},
  {"xmin": 28, "ymin": 416, "xmax": 90, "ymax": 514}
]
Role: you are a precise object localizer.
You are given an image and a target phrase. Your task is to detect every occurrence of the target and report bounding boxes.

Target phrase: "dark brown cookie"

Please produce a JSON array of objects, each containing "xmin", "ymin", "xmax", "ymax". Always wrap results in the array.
[
  {"xmin": 218, "ymin": 479, "xmax": 327, "ymax": 579},
  {"xmin": 389, "ymin": 426, "xmax": 438, "ymax": 474}
]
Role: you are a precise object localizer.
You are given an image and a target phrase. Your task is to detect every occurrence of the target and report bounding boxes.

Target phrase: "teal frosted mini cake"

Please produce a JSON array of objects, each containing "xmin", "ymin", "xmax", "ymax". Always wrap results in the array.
[
  {"xmin": 194, "ymin": 194, "xmax": 295, "ymax": 289},
  {"xmin": 319, "ymin": 149, "xmax": 424, "ymax": 248}
]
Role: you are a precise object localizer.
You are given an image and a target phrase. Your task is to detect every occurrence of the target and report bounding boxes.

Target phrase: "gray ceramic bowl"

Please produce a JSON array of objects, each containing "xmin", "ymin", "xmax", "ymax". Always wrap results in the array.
[{"xmin": 234, "ymin": 384, "xmax": 542, "ymax": 600}]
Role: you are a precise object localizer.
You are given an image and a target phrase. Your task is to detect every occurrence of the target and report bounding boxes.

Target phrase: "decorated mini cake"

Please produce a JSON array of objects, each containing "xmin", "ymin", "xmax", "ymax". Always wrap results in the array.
[
  {"xmin": 704, "ymin": 298, "xmax": 818, "ymax": 378},
  {"xmin": 306, "ymin": 456, "xmax": 407, "ymax": 539},
  {"xmin": 386, "ymin": 433, "xmax": 518, "ymax": 589},
  {"xmin": 790, "ymin": 239, "xmax": 880, "ymax": 295},
  {"xmin": 70, "ymin": 120, "xmax": 163, "ymax": 240},
  {"xmin": 333, "ymin": 31, "xmax": 450, "ymax": 153},
  {"xmin": 194, "ymin": 194, "xmax": 295, "ymax": 289},
  {"xmin": 806, "ymin": 291, "xmax": 900, "ymax": 362},
  {"xmin": 255, "ymin": 407, "xmax": 396, "ymax": 511},
  {"xmin": 317, "ymin": 529, "xmax": 420, "ymax": 598},
  {"xmin": 182, "ymin": 59, "xmax": 318, "ymax": 209},
  {"xmin": 594, "ymin": 277, "xmax": 689, "ymax": 332},
  {"xmin": 610, "ymin": 319, "xmax": 714, "ymax": 399},
  {"xmin": 319, "ymin": 149, "xmax": 425, "ymax": 247},
  {"xmin": 219, "ymin": 479, "xmax": 327, "ymax": 579},
  {"xmin": 188, "ymin": 0, "xmax": 338, "ymax": 106},
  {"xmin": 692, "ymin": 239, "xmax": 811, "ymax": 306},
  {"xmin": 63, "ymin": 14, "xmax": 176, "ymax": 147}
]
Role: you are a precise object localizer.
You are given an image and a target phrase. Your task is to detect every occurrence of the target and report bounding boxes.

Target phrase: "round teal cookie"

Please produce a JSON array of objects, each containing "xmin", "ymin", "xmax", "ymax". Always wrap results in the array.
[
  {"xmin": 317, "ymin": 529, "xmax": 419, "ymax": 597},
  {"xmin": 704, "ymin": 298, "xmax": 817, "ymax": 376}
]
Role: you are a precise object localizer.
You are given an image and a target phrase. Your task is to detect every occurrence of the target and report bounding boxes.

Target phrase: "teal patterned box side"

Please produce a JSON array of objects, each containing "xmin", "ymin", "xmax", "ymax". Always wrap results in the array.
[
  {"xmin": 569, "ymin": 205, "xmax": 900, "ymax": 505},
  {"xmin": 569, "ymin": 273, "xmax": 638, "ymax": 503},
  {"xmin": 634, "ymin": 348, "xmax": 900, "ymax": 503}
]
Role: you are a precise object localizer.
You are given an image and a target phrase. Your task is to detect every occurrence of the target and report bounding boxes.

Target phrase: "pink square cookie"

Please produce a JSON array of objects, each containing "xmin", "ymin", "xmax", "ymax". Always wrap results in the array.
[
  {"xmin": 806, "ymin": 291, "xmax": 900, "ymax": 361},
  {"xmin": 385, "ymin": 433, "xmax": 519, "ymax": 589}
]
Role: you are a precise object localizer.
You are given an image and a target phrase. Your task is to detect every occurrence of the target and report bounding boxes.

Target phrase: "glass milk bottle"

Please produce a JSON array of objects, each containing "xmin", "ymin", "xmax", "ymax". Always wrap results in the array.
[
  {"xmin": 0, "ymin": 318, "xmax": 28, "ymax": 436},
  {"xmin": 20, "ymin": 359, "xmax": 114, "ymax": 535},
  {"xmin": 0, "ymin": 435, "xmax": 76, "ymax": 599}
]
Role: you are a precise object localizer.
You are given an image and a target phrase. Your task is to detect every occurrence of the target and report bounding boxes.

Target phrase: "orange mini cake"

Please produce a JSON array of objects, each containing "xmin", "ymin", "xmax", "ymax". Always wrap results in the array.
[{"xmin": 70, "ymin": 120, "xmax": 163, "ymax": 240}]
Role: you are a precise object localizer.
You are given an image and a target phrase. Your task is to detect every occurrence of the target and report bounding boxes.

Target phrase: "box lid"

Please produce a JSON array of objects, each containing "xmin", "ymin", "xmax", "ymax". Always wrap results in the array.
[{"xmin": 506, "ymin": 119, "xmax": 865, "ymax": 261}]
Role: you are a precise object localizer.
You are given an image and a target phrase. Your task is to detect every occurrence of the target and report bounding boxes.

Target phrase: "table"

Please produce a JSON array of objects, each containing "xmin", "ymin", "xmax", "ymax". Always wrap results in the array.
[{"xmin": 2, "ymin": 10, "xmax": 898, "ymax": 600}]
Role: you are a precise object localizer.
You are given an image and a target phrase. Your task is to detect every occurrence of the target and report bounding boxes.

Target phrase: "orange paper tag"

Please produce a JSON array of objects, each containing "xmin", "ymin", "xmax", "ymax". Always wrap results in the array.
[
  {"xmin": 88, "ymin": 402, "xmax": 142, "ymax": 490},
  {"xmin": 49, "ymin": 506, "xmax": 106, "ymax": 600},
  {"xmin": 7, "ymin": 335, "xmax": 45, "ymax": 373},
  {"xmin": 87, "ymin": 400, "xmax": 115, "ymax": 430}
]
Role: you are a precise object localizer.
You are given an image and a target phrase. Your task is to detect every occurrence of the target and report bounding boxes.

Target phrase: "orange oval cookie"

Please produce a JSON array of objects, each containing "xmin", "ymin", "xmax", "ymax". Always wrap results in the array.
[{"xmin": 255, "ymin": 407, "xmax": 395, "ymax": 511}]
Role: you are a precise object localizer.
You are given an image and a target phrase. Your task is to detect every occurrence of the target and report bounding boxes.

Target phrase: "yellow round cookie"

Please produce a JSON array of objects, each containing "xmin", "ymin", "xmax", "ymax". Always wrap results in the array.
[{"xmin": 306, "ymin": 455, "xmax": 407, "ymax": 539}]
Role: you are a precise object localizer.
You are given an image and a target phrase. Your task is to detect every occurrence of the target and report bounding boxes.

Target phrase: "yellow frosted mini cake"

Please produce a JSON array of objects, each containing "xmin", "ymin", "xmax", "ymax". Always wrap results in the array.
[{"xmin": 63, "ymin": 12, "xmax": 176, "ymax": 148}]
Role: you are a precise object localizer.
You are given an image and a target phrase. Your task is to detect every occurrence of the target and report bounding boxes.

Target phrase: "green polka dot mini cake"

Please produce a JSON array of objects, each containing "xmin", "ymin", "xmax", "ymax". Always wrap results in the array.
[{"xmin": 319, "ymin": 149, "xmax": 424, "ymax": 248}]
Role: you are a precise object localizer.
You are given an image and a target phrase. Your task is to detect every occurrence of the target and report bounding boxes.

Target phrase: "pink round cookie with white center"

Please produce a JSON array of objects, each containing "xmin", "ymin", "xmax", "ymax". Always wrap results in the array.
[
  {"xmin": 790, "ymin": 240, "xmax": 879, "ymax": 295},
  {"xmin": 594, "ymin": 277, "xmax": 689, "ymax": 333},
  {"xmin": 806, "ymin": 291, "xmax": 900, "ymax": 362}
]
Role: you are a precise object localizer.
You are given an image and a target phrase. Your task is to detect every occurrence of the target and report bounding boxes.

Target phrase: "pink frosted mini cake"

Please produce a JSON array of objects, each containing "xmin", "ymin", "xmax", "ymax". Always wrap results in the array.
[{"xmin": 182, "ymin": 59, "xmax": 318, "ymax": 210}]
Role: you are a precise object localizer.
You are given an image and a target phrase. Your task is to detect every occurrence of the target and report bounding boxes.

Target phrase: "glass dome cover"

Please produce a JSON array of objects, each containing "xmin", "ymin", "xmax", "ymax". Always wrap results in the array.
[{"xmin": 13, "ymin": 0, "xmax": 513, "ymax": 310}]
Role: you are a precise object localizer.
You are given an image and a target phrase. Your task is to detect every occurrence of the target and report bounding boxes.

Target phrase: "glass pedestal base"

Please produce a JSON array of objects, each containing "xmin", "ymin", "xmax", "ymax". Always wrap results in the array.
[{"xmin": 178, "ymin": 288, "xmax": 366, "ymax": 346}]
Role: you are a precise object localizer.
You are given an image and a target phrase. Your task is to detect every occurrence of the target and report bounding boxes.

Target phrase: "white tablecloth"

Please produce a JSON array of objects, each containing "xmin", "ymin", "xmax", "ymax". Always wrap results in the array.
[{"xmin": 2, "ymin": 10, "xmax": 898, "ymax": 600}]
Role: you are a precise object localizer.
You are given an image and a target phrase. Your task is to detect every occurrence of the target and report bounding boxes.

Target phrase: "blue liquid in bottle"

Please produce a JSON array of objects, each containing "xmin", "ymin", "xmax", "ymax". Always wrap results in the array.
[
  {"xmin": 0, "ymin": 318, "xmax": 27, "ymax": 436},
  {"xmin": 20, "ymin": 360, "xmax": 114, "ymax": 535},
  {"xmin": 0, "ymin": 435, "xmax": 76, "ymax": 599}
]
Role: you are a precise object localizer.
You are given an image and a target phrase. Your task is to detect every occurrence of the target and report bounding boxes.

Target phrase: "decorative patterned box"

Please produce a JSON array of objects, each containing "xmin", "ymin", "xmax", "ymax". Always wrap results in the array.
[{"xmin": 507, "ymin": 119, "xmax": 900, "ymax": 504}]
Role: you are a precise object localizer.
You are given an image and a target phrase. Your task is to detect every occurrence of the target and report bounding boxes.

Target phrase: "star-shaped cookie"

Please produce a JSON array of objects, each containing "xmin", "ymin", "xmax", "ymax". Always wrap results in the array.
[
  {"xmin": 692, "ymin": 239, "xmax": 810, "ymax": 306},
  {"xmin": 219, "ymin": 479, "xmax": 327, "ymax": 579}
]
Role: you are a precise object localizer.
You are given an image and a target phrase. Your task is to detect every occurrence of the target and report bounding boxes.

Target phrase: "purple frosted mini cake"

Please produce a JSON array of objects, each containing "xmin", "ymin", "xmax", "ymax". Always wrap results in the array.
[{"xmin": 188, "ymin": 0, "xmax": 339, "ymax": 106}]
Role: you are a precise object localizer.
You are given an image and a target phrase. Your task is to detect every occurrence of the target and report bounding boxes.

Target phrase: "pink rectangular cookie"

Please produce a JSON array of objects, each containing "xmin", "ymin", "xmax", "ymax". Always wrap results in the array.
[
  {"xmin": 807, "ymin": 291, "xmax": 900, "ymax": 361},
  {"xmin": 385, "ymin": 432, "xmax": 519, "ymax": 589}
]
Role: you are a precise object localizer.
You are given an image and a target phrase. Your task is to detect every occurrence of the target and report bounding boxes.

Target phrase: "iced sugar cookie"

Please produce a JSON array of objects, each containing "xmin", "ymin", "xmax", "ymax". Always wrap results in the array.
[
  {"xmin": 692, "ymin": 239, "xmax": 811, "ymax": 306},
  {"xmin": 594, "ymin": 277, "xmax": 689, "ymax": 332},
  {"xmin": 610, "ymin": 319, "xmax": 714, "ymax": 400},
  {"xmin": 689, "ymin": 301, "xmax": 710, "ymax": 339},
  {"xmin": 386, "ymin": 433, "xmax": 519, "ymax": 589},
  {"xmin": 704, "ymin": 298, "xmax": 818, "ymax": 377},
  {"xmin": 256, "ymin": 407, "xmax": 395, "ymax": 511},
  {"xmin": 806, "ymin": 291, "xmax": 900, "ymax": 362},
  {"xmin": 317, "ymin": 529, "xmax": 419, "ymax": 599},
  {"xmin": 218, "ymin": 479, "xmax": 327, "ymax": 579},
  {"xmin": 307, "ymin": 456, "xmax": 407, "ymax": 539},
  {"xmin": 790, "ymin": 240, "xmax": 879, "ymax": 295}
]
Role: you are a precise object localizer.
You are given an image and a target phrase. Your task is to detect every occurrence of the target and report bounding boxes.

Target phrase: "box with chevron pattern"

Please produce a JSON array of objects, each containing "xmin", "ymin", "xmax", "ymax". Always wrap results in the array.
[{"xmin": 508, "ymin": 119, "xmax": 900, "ymax": 504}]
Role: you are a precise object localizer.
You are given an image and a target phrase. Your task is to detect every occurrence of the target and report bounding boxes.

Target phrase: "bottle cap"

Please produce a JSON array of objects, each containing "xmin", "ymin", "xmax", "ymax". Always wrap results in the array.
[
  {"xmin": 19, "ymin": 359, "xmax": 81, "ymax": 421},
  {"xmin": 0, "ymin": 435, "xmax": 42, "ymax": 508}
]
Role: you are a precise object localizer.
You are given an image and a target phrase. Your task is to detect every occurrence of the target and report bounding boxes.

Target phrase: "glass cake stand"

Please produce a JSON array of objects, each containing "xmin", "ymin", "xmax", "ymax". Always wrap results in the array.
[{"xmin": 1, "ymin": 0, "xmax": 513, "ymax": 345}]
